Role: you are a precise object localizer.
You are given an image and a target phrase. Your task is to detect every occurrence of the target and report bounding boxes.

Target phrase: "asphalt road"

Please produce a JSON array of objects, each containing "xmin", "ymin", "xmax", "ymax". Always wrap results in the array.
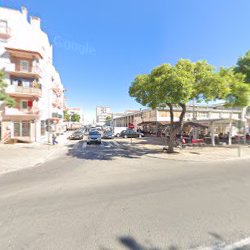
[{"xmin": 0, "ymin": 140, "xmax": 250, "ymax": 250}]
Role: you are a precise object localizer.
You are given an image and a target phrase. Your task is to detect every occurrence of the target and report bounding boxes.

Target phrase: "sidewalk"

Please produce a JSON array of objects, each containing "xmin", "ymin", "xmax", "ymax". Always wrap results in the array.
[
  {"xmin": 0, "ymin": 132, "xmax": 73, "ymax": 175},
  {"xmin": 115, "ymin": 137, "xmax": 250, "ymax": 162}
]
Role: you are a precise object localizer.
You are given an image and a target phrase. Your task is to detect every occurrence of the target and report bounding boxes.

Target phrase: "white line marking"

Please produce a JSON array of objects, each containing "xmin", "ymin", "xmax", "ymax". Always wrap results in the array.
[
  {"xmin": 103, "ymin": 142, "xmax": 111, "ymax": 148},
  {"xmin": 189, "ymin": 237, "xmax": 250, "ymax": 250},
  {"xmin": 73, "ymin": 143, "xmax": 80, "ymax": 150},
  {"xmin": 112, "ymin": 141, "xmax": 120, "ymax": 147},
  {"xmin": 82, "ymin": 142, "xmax": 87, "ymax": 149}
]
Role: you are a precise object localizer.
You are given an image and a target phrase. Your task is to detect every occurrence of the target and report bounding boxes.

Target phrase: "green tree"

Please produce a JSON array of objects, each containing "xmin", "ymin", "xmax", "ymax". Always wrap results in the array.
[
  {"xmin": 233, "ymin": 51, "xmax": 250, "ymax": 142},
  {"xmin": 234, "ymin": 50, "xmax": 250, "ymax": 83},
  {"xmin": 63, "ymin": 110, "xmax": 71, "ymax": 122},
  {"xmin": 129, "ymin": 59, "xmax": 250, "ymax": 153},
  {"xmin": 0, "ymin": 71, "xmax": 15, "ymax": 107},
  {"xmin": 71, "ymin": 113, "xmax": 81, "ymax": 122},
  {"xmin": 106, "ymin": 116, "xmax": 111, "ymax": 121}
]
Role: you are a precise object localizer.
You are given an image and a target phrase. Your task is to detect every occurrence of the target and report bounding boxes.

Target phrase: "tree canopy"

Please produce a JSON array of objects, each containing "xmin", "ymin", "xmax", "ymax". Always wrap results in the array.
[
  {"xmin": 234, "ymin": 50, "xmax": 250, "ymax": 83},
  {"xmin": 106, "ymin": 116, "xmax": 111, "ymax": 121},
  {"xmin": 129, "ymin": 59, "xmax": 250, "ymax": 152},
  {"xmin": 71, "ymin": 113, "xmax": 81, "ymax": 122},
  {"xmin": 0, "ymin": 71, "xmax": 15, "ymax": 107},
  {"xmin": 129, "ymin": 59, "xmax": 250, "ymax": 109},
  {"xmin": 63, "ymin": 110, "xmax": 71, "ymax": 122}
]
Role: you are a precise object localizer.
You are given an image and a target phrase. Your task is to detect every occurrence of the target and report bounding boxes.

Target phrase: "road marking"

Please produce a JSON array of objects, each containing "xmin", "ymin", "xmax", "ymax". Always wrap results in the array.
[
  {"xmin": 73, "ymin": 143, "xmax": 80, "ymax": 151},
  {"xmin": 112, "ymin": 141, "xmax": 120, "ymax": 147},
  {"xmin": 82, "ymin": 141, "xmax": 87, "ymax": 149},
  {"xmin": 102, "ymin": 141, "xmax": 111, "ymax": 148},
  {"xmin": 189, "ymin": 237, "xmax": 250, "ymax": 250}
]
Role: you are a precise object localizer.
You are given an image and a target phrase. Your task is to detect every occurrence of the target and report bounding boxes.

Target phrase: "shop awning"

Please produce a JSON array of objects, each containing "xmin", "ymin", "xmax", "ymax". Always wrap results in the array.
[
  {"xmin": 138, "ymin": 121, "xmax": 208, "ymax": 128},
  {"xmin": 138, "ymin": 121, "xmax": 169, "ymax": 126}
]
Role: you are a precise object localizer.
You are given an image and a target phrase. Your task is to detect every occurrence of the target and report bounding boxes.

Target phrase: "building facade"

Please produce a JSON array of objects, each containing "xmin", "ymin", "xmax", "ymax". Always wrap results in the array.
[
  {"xmin": 0, "ymin": 6, "xmax": 64, "ymax": 143},
  {"xmin": 113, "ymin": 105, "xmax": 250, "ymax": 136},
  {"xmin": 96, "ymin": 106, "xmax": 111, "ymax": 125}
]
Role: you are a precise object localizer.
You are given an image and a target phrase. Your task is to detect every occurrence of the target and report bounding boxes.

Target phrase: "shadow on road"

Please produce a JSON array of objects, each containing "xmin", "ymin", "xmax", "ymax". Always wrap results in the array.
[
  {"xmin": 100, "ymin": 233, "xmax": 250, "ymax": 250},
  {"xmin": 99, "ymin": 235, "xmax": 174, "ymax": 250},
  {"xmin": 67, "ymin": 141, "xmax": 160, "ymax": 161}
]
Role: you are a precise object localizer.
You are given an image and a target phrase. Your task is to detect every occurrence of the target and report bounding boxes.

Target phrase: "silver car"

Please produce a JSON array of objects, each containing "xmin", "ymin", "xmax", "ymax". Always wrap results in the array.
[{"xmin": 87, "ymin": 131, "xmax": 101, "ymax": 144}]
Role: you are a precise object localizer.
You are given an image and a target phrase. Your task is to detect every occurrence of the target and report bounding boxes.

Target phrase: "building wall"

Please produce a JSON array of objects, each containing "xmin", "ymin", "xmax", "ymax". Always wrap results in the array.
[
  {"xmin": 113, "ymin": 106, "xmax": 244, "ymax": 133},
  {"xmin": 96, "ymin": 106, "xmax": 112, "ymax": 125},
  {"xmin": 0, "ymin": 6, "xmax": 64, "ymax": 142}
]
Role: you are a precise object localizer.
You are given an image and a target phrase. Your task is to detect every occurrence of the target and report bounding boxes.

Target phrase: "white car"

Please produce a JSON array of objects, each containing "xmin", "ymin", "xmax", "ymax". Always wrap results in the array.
[{"xmin": 87, "ymin": 131, "xmax": 101, "ymax": 144}]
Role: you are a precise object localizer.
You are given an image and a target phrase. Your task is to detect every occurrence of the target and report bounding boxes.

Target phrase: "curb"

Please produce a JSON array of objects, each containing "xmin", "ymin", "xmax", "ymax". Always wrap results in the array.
[{"xmin": 145, "ymin": 153, "xmax": 250, "ymax": 163}]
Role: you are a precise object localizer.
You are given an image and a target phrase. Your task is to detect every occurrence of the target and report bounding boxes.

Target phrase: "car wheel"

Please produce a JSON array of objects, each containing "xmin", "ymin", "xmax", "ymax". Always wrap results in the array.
[{"xmin": 124, "ymin": 135, "xmax": 128, "ymax": 138}]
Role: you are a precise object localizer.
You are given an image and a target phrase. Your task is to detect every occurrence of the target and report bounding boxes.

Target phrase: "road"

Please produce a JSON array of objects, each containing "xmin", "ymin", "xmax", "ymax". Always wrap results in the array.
[{"xmin": 0, "ymin": 139, "xmax": 250, "ymax": 250}]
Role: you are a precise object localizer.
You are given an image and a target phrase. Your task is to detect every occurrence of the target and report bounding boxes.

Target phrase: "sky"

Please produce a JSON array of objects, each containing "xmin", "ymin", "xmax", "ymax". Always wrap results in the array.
[{"xmin": 1, "ymin": 0, "xmax": 250, "ymax": 122}]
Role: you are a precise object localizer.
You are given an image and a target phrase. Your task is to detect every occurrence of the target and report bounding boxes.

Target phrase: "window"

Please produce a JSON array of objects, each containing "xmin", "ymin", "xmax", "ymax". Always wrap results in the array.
[
  {"xmin": 14, "ymin": 122, "xmax": 30, "ymax": 137},
  {"xmin": 20, "ymin": 100, "xmax": 28, "ymax": 110},
  {"xmin": 18, "ymin": 80, "xmax": 23, "ymax": 86},
  {"xmin": 20, "ymin": 60, "xmax": 29, "ymax": 72},
  {"xmin": 0, "ymin": 20, "xmax": 7, "ymax": 33},
  {"xmin": 22, "ymin": 122, "xmax": 30, "ymax": 137},
  {"xmin": 14, "ymin": 122, "xmax": 20, "ymax": 137}
]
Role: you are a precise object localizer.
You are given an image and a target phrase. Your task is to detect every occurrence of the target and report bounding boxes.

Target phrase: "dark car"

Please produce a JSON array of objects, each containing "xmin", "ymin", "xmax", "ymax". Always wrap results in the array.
[
  {"xmin": 102, "ymin": 131, "xmax": 114, "ymax": 139},
  {"xmin": 119, "ymin": 129, "xmax": 144, "ymax": 138},
  {"xmin": 68, "ymin": 131, "xmax": 84, "ymax": 140}
]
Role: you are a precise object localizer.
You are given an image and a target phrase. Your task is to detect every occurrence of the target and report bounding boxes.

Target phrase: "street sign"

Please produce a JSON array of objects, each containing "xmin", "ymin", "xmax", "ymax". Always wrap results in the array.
[{"xmin": 128, "ymin": 123, "xmax": 135, "ymax": 129}]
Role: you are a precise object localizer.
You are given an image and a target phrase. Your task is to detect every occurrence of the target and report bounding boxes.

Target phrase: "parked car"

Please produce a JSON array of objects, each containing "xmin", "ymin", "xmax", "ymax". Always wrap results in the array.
[
  {"xmin": 113, "ymin": 127, "xmax": 127, "ymax": 137},
  {"xmin": 87, "ymin": 131, "xmax": 102, "ymax": 144},
  {"xmin": 119, "ymin": 129, "xmax": 144, "ymax": 138},
  {"xmin": 68, "ymin": 131, "xmax": 84, "ymax": 140},
  {"xmin": 102, "ymin": 131, "xmax": 114, "ymax": 139}
]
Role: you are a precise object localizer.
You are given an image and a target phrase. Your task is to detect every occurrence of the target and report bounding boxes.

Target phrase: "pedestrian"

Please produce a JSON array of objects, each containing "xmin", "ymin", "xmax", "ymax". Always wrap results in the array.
[{"xmin": 52, "ymin": 133, "xmax": 58, "ymax": 145}]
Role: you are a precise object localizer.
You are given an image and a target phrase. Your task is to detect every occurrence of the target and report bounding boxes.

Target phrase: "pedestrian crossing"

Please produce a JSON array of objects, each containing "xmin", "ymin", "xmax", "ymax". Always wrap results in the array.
[{"xmin": 80, "ymin": 140, "xmax": 124, "ymax": 149}]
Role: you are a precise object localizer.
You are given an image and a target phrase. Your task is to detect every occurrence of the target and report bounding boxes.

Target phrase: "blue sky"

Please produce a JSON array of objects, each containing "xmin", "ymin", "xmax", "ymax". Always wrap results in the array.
[{"xmin": 1, "ymin": 0, "xmax": 250, "ymax": 122}]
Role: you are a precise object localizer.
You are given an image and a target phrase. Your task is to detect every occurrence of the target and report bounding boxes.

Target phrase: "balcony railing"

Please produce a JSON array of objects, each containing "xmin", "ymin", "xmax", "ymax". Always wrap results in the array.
[
  {"xmin": 14, "ymin": 65, "xmax": 42, "ymax": 77},
  {"xmin": 1, "ymin": 62, "xmax": 42, "ymax": 77},
  {"xmin": 6, "ymin": 85, "xmax": 42, "ymax": 97},
  {"xmin": 4, "ymin": 107, "xmax": 40, "ymax": 116}
]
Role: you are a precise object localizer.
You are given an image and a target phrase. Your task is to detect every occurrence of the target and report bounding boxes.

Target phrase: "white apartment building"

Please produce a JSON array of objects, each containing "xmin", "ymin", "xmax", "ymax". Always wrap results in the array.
[
  {"xmin": 0, "ymin": 6, "xmax": 64, "ymax": 143},
  {"xmin": 96, "ymin": 106, "xmax": 111, "ymax": 125}
]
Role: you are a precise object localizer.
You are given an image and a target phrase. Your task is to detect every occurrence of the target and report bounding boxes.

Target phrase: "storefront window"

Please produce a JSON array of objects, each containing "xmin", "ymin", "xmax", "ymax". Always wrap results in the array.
[
  {"xmin": 14, "ymin": 122, "xmax": 30, "ymax": 137},
  {"xmin": 22, "ymin": 122, "xmax": 30, "ymax": 137},
  {"xmin": 14, "ymin": 122, "xmax": 20, "ymax": 137}
]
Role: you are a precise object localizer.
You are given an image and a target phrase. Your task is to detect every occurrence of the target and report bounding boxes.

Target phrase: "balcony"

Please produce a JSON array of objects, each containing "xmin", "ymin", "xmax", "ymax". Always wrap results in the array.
[
  {"xmin": 0, "ymin": 27, "xmax": 11, "ymax": 39},
  {"xmin": 3, "ymin": 107, "xmax": 40, "ymax": 121},
  {"xmin": 52, "ymin": 99, "xmax": 63, "ymax": 109},
  {"xmin": 1, "ymin": 61, "xmax": 42, "ymax": 78},
  {"xmin": 6, "ymin": 85, "xmax": 42, "ymax": 98},
  {"xmin": 9, "ymin": 65, "xmax": 42, "ymax": 78}
]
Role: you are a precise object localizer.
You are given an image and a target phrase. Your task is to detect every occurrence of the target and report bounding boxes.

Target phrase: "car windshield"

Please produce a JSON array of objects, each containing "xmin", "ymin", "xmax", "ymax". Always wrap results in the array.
[{"xmin": 89, "ymin": 131, "xmax": 100, "ymax": 135}]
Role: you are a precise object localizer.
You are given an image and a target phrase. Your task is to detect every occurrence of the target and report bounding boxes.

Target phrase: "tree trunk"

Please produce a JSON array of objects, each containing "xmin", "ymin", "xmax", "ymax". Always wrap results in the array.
[{"xmin": 166, "ymin": 103, "xmax": 186, "ymax": 153}]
